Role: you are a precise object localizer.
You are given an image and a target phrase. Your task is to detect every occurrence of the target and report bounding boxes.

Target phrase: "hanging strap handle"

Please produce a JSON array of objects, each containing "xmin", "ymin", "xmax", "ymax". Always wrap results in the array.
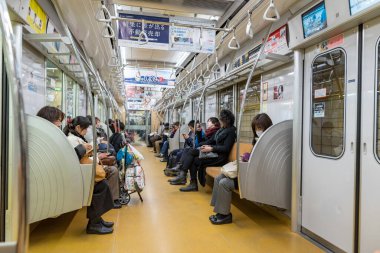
[
  {"xmin": 108, "ymin": 56, "xmax": 119, "ymax": 67},
  {"xmin": 138, "ymin": 19, "xmax": 149, "ymax": 45},
  {"xmin": 246, "ymin": 10, "xmax": 254, "ymax": 38},
  {"xmin": 228, "ymin": 28, "xmax": 240, "ymax": 50},
  {"xmin": 102, "ymin": 23, "xmax": 115, "ymax": 38},
  {"xmin": 96, "ymin": 4, "xmax": 112, "ymax": 22},
  {"xmin": 203, "ymin": 56, "xmax": 211, "ymax": 79},
  {"xmin": 263, "ymin": 0, "xmax": 280, "ymax": 21}
]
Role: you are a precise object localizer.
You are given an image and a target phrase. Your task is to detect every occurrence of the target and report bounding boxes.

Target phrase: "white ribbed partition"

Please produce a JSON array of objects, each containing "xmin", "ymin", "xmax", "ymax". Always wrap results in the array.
[
  {"xmin": 239, "ymin": 120, "xmax": 293, "ymax": 210},
  {"xmin": 27, "ymin": 115, "xmax": 93, "ymax": 224}
]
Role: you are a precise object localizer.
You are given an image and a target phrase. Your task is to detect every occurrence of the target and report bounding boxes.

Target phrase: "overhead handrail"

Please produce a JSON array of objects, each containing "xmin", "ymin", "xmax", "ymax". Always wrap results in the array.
[
  {"xmin": 102, "ymin": 23, "xmax": 115, "ymax": 38},
  {"xmin": 138, "ymin": 19, "xmax": 149, "ymax": 45},
  {"xmin": 108, "ymin": 56, "xmax": 119, "ymax": 67},
  {"xmin": 228, "ymin": 28, "xmax": 240, "ymax": 50},
  {"xmin": 203, "ymin": 56, "xmax": 211, "ymax": 79},
  {"xmin": 95, "ymin": 3, "xmax": 112, "ymax": 22},
  {"xmin": 211, "ymin": 49, "xmax": 221, "ymax": 74},
  {"xmin": 246, "ymin": 10, "xmax": 254, "ymax": 38},
  {"xmin": 263, "ymin": 0, "xmax": 280, "ymax": 21}
]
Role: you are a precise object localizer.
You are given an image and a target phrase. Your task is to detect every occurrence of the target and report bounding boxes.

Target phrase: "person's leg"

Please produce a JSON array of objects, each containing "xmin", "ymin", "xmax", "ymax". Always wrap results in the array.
[
  {"xmin": 179, "ymin": 157, "xmax": 200, "ymax": 192},
  {"xmin": 210, "ymin": 175, "xmax": 235, "ymax": 225},
  {"xmin": 104, "ymin": 166, "xmax": 121, "ymax": 208},
  {"xmin": 210, "ymin": 173, "xmax": 224, "ymax": 207},
  {"xmin": 169, "ymin": 149, "xmax": 198, "ymax": 184}
]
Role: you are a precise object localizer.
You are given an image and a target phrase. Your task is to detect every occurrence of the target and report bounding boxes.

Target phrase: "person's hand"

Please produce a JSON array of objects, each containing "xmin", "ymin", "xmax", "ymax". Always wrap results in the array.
[
  {"xmin": 200, "ymin": 145, "xmax": 213, "ymax": 153},
  {"xmin": 183, "ymin": 134, "xmax": 189, "ymax": 139},
  {"xmin": 98, "ymin": 153, "xmax": 108, "ymax": 159},
  {"xmin": 83, "ymin": 143, "xmax": 93, "ymax": 154}
]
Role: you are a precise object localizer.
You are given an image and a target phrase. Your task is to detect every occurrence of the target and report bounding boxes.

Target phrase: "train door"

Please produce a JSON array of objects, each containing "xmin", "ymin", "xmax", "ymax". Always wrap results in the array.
[
  {"xmin": 301, "ymin": 27, "xmax": 359, "ymax": 253},
  {"xmin": 360, "ymin": 17, "xmax": 380, "ymax": 253}
]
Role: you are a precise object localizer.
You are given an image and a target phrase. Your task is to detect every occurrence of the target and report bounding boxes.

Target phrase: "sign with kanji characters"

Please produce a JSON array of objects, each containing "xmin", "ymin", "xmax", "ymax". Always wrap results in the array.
[
  {"xmin": 124, "ymin": 67, "xmax": 175, "ymax": 88},
  {"xmin": 118, "ymin": 13, "xmax": 170, "ymax": 50}
]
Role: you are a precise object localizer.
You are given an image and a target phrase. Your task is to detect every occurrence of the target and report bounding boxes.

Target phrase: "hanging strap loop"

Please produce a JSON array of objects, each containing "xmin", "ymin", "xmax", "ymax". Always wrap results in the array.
[
  {"xmin": 102, "ymin": 23, "xmax": 115, "ymax": 38},
  {"xmin": 138, "ymin": 19, "xmax": 149, "ymax": 45},
  {"xmin": 228, "ymin": 28, "xmax": 240, "ymax": 50},
  {"xmin": 96, "ymin": 4, "xmax": 112, "ymax": 22},
  {"xmin": 246, "ymin": 10, "xmax": 254, "ymax": 38},
  {"xmin": 263, "ymin": 0, "xmax": 280, "ymax": 22}
]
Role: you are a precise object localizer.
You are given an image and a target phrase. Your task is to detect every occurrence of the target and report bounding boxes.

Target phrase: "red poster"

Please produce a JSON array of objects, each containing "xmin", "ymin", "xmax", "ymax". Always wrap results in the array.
[{"xmin": 264, "ymin": 25, "xmax": 288, "ymax": 54}]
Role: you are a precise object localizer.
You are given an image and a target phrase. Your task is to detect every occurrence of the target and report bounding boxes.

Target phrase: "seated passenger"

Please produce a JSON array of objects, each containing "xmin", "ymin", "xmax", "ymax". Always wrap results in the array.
[
  {"xmin": 152, "ymin": 123, "xmax": 170, "ymax": 153},
  {"xmin": 166, "ymin": 121, "xmax": 206, "ymax": 169},
  {"xmin": 109, "ymin": 121, "xmax": 126, "ymax": 154},
  {"xmin": 167, "ymin": 118, "xmax": 219, "ymax": 180},
  {"xmin": 36, "ymin": 106, "xmax": 116, "ymax": 234},
  {"xmin": 177, "ymin": 110, "xmax": 236, "ymax": 192},
  {"xmin": 209, "ymin": 113, "xmax": 273, "ymax": 225},
  {"xmin": 160, "ymin": 120, "xmax": 196, "ymax": 163},
  {"xmin": 64, "ymin": 116, "xmax": 122, "ymax": 209},
  {"xmin": 155, "ymin": 121, "xmax": 179, "ymax": 160}
]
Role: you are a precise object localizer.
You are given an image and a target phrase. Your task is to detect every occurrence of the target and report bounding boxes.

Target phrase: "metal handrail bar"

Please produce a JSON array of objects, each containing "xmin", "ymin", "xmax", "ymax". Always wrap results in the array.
[{"xmin": 0, "ymin": 1, "xmax": 28, "ymax": 251}]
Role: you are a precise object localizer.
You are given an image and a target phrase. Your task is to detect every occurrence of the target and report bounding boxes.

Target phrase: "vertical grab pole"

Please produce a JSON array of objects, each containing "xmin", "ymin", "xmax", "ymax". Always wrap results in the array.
[
  {"xmin": 0, "ymin": 1, "xmax": 29, "ymax": 251},
  {"xmin": 52, "ymin": 0, "xmax": 97, "ymax": 198},
  {"xmin": 236, "ymin": 24, "xmax": 273, "ymax": 197},
  {"xmin": 194, "ymin": 73, "xmax": 212, "ymax": 148}
]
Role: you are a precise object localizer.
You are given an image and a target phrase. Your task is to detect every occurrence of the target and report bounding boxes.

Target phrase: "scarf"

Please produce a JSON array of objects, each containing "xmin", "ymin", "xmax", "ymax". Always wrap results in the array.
[{"xmin": 205, "ymin": 126, "xmax": 220, "ymax": 139}]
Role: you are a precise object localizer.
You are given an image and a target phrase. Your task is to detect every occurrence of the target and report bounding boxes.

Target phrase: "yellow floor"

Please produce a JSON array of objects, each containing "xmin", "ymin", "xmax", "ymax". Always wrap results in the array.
[{"xmin": 29, "ymin": 145, "xmax": 323, "ymax": 253}]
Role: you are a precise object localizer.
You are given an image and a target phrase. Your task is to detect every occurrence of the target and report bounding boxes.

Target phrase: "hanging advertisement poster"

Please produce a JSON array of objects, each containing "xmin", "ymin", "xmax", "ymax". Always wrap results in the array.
[
  {"xmin": 264, "ymin": 25, "xmax": 288, "ymax": 54},
  {"xmin": 124, "ymin": 67, "xmax": 175, "ymax": 88},
  {"xmin": 118, "ymin": 12, "xmax": 170, "ymax": 50},
  {"xmin": 169, "ymin": 17, "xmax": 216, "ymax": 54},
  {"xmin": 126, "ymin": 86, "xmax": 163, "ymax": 110}
]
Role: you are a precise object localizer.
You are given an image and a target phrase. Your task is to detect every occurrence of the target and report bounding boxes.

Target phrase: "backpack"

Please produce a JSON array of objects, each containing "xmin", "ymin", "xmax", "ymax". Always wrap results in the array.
[{"xmin": 124, "ymin": 164, "xmax": 145, "ymax": 192}]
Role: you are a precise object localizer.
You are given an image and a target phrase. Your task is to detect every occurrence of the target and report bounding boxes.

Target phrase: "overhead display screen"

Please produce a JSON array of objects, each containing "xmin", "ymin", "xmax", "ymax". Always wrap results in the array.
[
  {"xmin": 302, "ymin": 1, "xmax": 327, "ymax": 38},
  {"xmin": 349, "ymin": 0, "xmax": 380, "ymax": 15}
]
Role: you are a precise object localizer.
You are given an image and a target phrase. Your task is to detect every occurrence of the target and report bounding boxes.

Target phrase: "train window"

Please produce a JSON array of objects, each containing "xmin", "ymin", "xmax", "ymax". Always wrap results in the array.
[
  {"xmin": 311, "ymin": 49, "xmax": 346, "ymax": 157},
  {"xmin": 192, "ymin": 97, "xmax": 203, "ymax": 123},
  {"xmin": 45, "ymin": 60, "xmax": 63, "ymax": 109},
  {"xmin": 238, "ymin": 78, "xmax": 261, "ymax": 143},
  {"xmin": 78, "ymin": 86, "xmax": 86, "ymax": 116},
  {"xmin": 219, "ymin": 87, "xmax": 233, "ymax": 112},
  {"xmin": 376, "ymin": 41, "xmax": 380, "ymax": 158},
  {"xmin": 65, "ymin": 75, "xmax": 76, "ymax": 118},
  {"xmin": 205, "ymin": 93, "xmax": 217, "ymax": 122}
]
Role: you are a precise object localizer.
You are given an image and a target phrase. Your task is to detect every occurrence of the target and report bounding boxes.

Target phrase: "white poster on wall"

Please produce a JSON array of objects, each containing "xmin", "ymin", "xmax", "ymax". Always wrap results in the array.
[
  {"xmin": 261, "ymin": 65, "xmax": 294, "ymax": 124},
  {"xmin": 169, "ymin": 17, "xmax": 216, "ymax": 54},
  {"xmin": 22, "ymin": 45, "xmax": 45, "ymax": 115}
]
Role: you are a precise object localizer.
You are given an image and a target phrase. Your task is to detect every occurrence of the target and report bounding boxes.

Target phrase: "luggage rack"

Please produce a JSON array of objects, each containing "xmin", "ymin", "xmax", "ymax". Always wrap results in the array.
[{"xmin": 118, "ymin": 146, "xmax": 145, "ymax": 205}]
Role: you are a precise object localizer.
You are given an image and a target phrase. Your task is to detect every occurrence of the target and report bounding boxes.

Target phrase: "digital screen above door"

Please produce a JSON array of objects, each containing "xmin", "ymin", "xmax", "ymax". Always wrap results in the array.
[
  {"xmin": 349, "ymin": 0, "xmax": 380, "ymax": 15},
  {"xmin": 302, "ymin": 1, "xmax": 327, "ymax": 38}
]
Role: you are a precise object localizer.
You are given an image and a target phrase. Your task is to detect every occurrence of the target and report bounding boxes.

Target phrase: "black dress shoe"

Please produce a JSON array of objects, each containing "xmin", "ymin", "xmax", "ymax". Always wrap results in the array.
[
  {"xmin": 113, "ymin": 200, "xmax": 122, "ymax": 209},
  {"xmin": 179, "ymin": 181, "xmax": 198, "ymax": 192},
  {"xmin": 210, "ymin": 213, "xmax": 232, "ymax": 225},
  {"xmin": 170, "ymin": 179, "xmax": 186, "ymax": 185},
  {"xmin": 86, "ymin": 223, "xmax": 113, "ymax": 234},
  {"xmin": 168, "ymin": 171, "xmax": 186, "ymax": 183},
  {"xmin": 100, "ymin": 218, "xmax": 114, "ymax": 228},
  {"xmin": 209, "ymin": 214, "xmax": 217, "ymax": 222}
]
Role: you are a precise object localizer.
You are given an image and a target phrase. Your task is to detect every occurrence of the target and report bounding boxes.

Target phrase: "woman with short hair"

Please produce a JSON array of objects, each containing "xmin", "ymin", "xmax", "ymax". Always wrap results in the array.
[{"xmin": 209, "ymin": 113, "xmax": 273, "ymax": 225}]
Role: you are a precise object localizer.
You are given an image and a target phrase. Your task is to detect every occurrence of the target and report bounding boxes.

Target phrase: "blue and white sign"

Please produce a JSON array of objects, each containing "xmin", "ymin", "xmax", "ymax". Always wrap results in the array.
[
  {"xmin": 124, "ymin": 67, "xmax": 175, "ymax": 88},
  {"xmin": 349, "ymin": 0, "xmax": 380, "ymax": 15},
  {"xmin": 118, "ymin": 13, "xmax": 170, "ymax": 50},
  {"xmin": 302, "ymin": 2, "xmax": 327, "ymax": 38}
]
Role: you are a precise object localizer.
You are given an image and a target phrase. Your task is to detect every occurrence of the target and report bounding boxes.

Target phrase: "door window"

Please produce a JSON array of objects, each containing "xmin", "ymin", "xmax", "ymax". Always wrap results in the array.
[
  {"xmin": 219, "ymin": 87, "xmax": 233, "ymax": 112},
  {"xmin": 311, "ymin": 49, "xmax": 346, "ymax": 157},
  {"xmin": 375, "ymin": 41, "xmax": 380, "ymax": 158}
]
